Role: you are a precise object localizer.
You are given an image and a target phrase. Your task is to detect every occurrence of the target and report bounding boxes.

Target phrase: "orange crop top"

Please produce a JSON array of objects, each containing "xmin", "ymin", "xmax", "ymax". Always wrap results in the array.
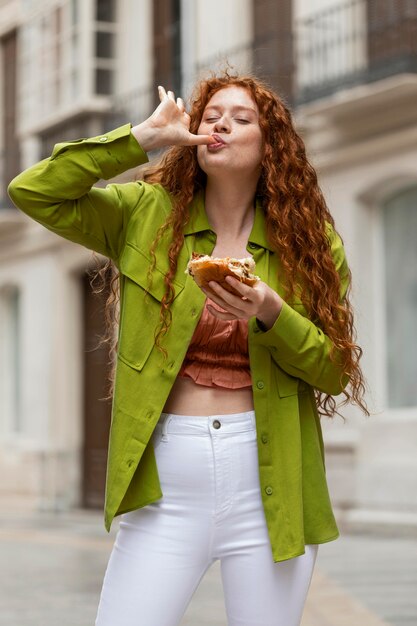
[{"xmin": 177, "ymin": 298, "xmax": 252, "ymax": 389}]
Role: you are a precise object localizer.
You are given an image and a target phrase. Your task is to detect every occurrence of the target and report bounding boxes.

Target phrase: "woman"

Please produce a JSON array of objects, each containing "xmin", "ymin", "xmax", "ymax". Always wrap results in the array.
[{"xmin": 8, "ymin": 72, "xmax": 368, "ymax": 626}]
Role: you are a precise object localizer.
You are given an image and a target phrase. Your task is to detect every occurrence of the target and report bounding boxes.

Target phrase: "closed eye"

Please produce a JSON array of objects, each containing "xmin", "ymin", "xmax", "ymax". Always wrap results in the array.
[{"xmin": 204, "ymin": 117, "xmax": 250, "ymax": 123}]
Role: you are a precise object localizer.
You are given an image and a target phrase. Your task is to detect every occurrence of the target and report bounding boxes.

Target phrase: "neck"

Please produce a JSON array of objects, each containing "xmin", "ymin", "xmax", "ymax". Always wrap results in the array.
[{"xmin": 203, "ymin": 179, "xmax": 257, "ymax": 239}]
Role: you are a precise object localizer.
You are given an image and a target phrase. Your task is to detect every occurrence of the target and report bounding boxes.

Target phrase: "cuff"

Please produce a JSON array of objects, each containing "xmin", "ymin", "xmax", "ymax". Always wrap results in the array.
[
  {"xmin": 51, "ymin": 123, "xmax": 149, "ymax": 179},
  {"xmin": 250, "ymin": 301, "xmax": 315, "ymax": 358}
]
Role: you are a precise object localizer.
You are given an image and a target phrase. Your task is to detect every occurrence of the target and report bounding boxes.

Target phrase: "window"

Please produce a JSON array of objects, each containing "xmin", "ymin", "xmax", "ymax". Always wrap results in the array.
[
  {"xmin": 153, "ymin": 0, "xmax": 182, "ymax": 96},
  {"xmin": 383, "ymin": 185, "xmax": 417, "ymax": 408},
  {"xmin": 18, "ymin": 0, "xmax": 82, "ymax": 127},
  {"xmin": 0, "ymin": 285, "xmax": 22, "ymax": 434},
  {"xmin": 1, "ymin": 29, "xmax": 20, "ymax": 201},
  {"xmin": 96, "ymin": 0, "xmax": 115, "ymax": 22},
  {"xmin": 17, "ymin": 0, "xmax": 120, "ymax": 130},
  {"xmin": 94, "ymin": 0, "xmax": 118, "ymax": 96},
  {"xmin": 95, "ymin": 31, "xmax": 114, "ymax": 59},
  {"xmin": 95, "ymin": 68, "xmax": 113, "ymax": 95}
]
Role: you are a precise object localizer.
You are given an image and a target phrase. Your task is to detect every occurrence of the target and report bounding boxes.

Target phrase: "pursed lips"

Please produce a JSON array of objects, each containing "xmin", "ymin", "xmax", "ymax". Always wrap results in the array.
[{"xmin": 208, "ymin": 134, "xmax": 227, "ymax": 148}]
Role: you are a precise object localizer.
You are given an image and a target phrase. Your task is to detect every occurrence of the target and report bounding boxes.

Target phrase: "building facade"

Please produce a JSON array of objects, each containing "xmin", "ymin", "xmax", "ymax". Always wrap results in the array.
[{"xmin": 0, "ymin": 0, "xmax": 416, "ymax": 532}]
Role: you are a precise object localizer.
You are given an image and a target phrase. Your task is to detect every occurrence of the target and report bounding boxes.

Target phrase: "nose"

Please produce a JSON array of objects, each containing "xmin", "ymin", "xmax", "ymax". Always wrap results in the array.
[{"xmin": 213, "ymin": 116, "xmax": 230, "ymax": 133}]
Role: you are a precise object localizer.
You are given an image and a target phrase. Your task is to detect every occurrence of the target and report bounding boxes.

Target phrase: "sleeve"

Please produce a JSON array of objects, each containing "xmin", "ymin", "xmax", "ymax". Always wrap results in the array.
[
  {"xmin": 248, "ymin": 224, "xmax": 351, "ymax": 396},
  {"xmin": 7, "ymin": 123, "xmax": 150, "ymax": 261}
]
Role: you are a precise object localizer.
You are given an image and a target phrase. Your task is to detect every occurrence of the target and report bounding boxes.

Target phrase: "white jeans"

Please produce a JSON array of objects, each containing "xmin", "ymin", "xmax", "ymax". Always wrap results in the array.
[{"xmin": 95, "ymin": 410, "xmax": 318, "ymax": 626}]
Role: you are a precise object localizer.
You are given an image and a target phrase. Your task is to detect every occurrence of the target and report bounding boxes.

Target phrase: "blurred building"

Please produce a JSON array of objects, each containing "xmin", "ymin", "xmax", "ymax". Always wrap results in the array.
[{"xmin": 0, "ymin": 0, "xmax": 416, "ymax": 533}]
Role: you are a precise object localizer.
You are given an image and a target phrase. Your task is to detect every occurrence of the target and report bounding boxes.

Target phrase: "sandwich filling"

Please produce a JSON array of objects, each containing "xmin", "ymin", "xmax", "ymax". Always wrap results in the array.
[{"xmin": 185, "ymin": 253, "xmax": 259, "ymax": 282}]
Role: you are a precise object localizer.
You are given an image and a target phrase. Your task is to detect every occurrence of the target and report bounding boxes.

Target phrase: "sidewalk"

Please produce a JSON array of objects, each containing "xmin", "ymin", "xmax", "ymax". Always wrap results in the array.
[{"xmin": 0, "ymin": 508, "xmax": 415, "ymax": 626}]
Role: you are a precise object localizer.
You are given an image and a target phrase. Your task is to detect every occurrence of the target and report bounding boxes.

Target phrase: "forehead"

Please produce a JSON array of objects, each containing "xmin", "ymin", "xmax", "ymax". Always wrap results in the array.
[{"xmin": 204, "ymin": 86, "xmax": 258, "ymax": 114}]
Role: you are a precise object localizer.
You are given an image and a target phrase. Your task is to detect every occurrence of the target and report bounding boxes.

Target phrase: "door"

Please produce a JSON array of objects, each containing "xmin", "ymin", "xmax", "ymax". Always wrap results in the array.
[{"xmin": 81, "ymin": 267, "xmax": 113, "ymax": 508}]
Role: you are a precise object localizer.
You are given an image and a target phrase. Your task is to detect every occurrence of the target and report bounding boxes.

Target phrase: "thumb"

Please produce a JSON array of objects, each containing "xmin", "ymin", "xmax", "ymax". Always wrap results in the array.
[{"xmin": 186, "ymin": 133, "xmax": 216, "ymax": 146}]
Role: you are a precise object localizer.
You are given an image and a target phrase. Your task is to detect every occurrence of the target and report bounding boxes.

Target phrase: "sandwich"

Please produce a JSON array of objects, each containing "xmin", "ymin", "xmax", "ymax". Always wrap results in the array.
[{"xmin": 185, "ymin": 252, "xmax": 260, "ymax": 296}]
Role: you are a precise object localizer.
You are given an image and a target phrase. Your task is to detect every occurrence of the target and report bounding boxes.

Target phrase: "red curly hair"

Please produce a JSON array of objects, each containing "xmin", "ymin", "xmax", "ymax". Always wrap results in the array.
[{"xmin": 94, "ymin": 69, "xmax": 368, "ymax": 419}]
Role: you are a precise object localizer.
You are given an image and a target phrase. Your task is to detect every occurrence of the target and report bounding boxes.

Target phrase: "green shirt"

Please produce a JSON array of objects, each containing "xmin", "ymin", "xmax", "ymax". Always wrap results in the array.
[{"xmin": 8, "ymin": 123, "xmax": 350, "ymax": 562}]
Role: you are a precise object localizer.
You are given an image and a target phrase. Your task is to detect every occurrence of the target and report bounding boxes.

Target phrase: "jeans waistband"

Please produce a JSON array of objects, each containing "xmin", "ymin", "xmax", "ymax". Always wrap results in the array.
[{"xmin": 156, "ymin": 410, "xmax": 256, "ymax": 437}]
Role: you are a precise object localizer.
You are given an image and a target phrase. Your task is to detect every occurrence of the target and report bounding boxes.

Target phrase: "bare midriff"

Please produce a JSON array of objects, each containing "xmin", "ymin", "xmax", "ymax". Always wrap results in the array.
[
  {"xmin": 162, "ymin": 375, "xmax": 254, "ymax": 416},
  {"xmin": 161, "ymin": 240, "xmax": 255, "ymax": 416}
]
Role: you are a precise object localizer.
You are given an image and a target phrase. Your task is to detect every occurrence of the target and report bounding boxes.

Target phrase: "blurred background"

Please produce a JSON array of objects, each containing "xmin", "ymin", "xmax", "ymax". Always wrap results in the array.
[{"xmin": 0, "ymin": 1, "xmax": 416, "ymax": 625}]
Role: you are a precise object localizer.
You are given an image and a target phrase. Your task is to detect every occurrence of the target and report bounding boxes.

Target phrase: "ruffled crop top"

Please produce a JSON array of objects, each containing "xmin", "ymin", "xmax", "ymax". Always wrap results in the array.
[{"xmin": 177, "ymin": 298, "xmax": 252, "ymax": 389}]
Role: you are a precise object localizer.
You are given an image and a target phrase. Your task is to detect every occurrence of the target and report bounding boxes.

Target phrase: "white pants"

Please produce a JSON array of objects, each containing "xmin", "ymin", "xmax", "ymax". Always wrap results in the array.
[{"xmin": 95, "ymin": 410, "xmax": 318, "ymax": 626}]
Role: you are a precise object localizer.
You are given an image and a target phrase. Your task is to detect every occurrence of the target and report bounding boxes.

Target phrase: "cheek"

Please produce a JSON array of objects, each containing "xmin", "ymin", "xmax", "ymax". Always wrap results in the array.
[
  {"xmin": 248, "ymin": 131, "xmax": 264, "ymax": 162},
  {"xmin": 196, "ymin": 145, "xmax": 206, "ymax": 169}
]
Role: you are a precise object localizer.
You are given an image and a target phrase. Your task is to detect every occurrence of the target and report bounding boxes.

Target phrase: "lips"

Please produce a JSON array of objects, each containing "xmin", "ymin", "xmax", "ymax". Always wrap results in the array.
[
  {"xmin": 211, "ymin": 134, "xmax": 226, "ymax": 145},
  {"xmin": 208, "ymin": 134, "xmax": 227, "ymax": 150}
]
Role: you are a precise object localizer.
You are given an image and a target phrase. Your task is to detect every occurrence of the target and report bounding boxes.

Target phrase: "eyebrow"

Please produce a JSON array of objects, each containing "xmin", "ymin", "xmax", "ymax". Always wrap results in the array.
[{"xmin": 204, "ymin": 105, "xmax": 258, "ymax": 115}]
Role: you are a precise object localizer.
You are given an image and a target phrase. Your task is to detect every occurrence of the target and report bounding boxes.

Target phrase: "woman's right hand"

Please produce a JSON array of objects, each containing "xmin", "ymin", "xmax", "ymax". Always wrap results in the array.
[{"xmin": 131, "ymin": 86, "xmax": 215, "ymax": 152}]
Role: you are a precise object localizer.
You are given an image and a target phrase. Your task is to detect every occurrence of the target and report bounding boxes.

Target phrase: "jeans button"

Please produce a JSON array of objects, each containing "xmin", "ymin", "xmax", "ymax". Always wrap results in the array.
[{"xmin": 212, "ymin": 419, "xmax": 221, "ymax": 429}]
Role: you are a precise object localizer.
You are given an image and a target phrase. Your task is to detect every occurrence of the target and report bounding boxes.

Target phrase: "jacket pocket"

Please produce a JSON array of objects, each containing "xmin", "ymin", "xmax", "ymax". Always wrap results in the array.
[
  {"xmin": 274, "ymin": 366, "xmax": 299, "ymax": 398},
  {"xmin": 117, "ymin": 241, "xmax": 184, "ymax": 371},
  {"xmin": 119, "ymin": 241, "xmax": 184, "ymax": 302}
]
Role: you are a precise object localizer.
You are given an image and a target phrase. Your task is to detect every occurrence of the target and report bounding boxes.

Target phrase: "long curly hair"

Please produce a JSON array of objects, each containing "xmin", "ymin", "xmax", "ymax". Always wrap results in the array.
[{"xmin": 93, "ymin": 69, "xmax": 369, "ymax": 419}]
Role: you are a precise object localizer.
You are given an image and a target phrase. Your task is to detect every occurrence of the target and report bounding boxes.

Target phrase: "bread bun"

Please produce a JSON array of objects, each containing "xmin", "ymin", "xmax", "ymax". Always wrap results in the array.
[{"xmin": 185, "ymin": 252, "xmax": 260, "ymax": 296}]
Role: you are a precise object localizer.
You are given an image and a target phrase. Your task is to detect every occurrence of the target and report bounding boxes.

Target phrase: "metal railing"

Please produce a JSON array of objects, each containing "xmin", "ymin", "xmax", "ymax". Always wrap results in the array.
[
  {"xmin": 2, "ymin": 0, "xmax": 417, "ymax": 203},
  {"xmin": 295, "ymin": 0, "xmax": 417, "ymax": 104},
  {"xmin": 107, "ymin": 31, "xmax": 294, "ymax": 129},
  {"xmin": 108, "ymin": 0, "xmax": 417, "ymax": 121}
]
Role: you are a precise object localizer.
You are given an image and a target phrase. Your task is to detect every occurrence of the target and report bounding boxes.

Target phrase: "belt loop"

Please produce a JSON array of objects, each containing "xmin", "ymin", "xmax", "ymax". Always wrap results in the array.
[
  {"xmin": 251, "ymin": 412, "xmax": 256, "ymax": 431},
  {"xmin": 161, "ymin": 414, "xmax": 172, "ymax": 440}
]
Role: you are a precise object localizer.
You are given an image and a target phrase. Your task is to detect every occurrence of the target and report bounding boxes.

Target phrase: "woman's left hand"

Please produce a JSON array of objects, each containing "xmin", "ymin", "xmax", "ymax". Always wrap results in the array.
[{"xmin": 200, "ymin": 276, "xmax": 284, "ymax": 331}]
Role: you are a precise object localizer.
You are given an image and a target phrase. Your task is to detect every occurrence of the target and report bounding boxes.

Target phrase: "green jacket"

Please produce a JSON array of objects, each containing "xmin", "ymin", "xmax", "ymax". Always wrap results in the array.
[{"xmin": 8, "ymin": 123, "xmax": 350, "ymax": 563}]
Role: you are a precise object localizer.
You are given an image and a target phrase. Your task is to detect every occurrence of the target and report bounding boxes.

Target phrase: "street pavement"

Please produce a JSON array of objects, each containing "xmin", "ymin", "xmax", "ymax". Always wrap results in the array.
[{"xmin": 0, "ymin": 508, "xmax": 416, "ymax": 626}]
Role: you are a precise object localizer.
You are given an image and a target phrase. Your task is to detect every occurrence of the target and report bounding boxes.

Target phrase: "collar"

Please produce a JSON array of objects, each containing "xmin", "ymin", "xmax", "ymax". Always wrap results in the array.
[{"xmin": 183, "ymin": 189, "xmax": 274, "ymax": 252}]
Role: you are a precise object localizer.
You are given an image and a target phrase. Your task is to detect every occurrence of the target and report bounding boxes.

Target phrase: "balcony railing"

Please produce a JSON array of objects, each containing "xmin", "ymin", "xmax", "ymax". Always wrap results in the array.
[
  {"xmin": 295, "ymin": 0, "xmax": 417, "ymax": 105},
  {"xmin": 107, "ymin": 31, "xmax": 294, "ymax": 131},
  {"xmin": 109, "ymin": 0, "xmax": 417, "ymax": 125},
  {"xmin": 3, "ymin": 0, "xmax": 417, "ymax": 210}
]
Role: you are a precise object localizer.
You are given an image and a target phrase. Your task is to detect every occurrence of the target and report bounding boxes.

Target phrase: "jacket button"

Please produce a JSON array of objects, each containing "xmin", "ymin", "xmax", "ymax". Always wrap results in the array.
[
  {"xmin": 256, "ymin": 380, "xmax": 265, "ymax": 389},
  {"xmin": 248, "ymin": 242, "xmax": 257, "ymax": 249},
  {"xmin": 126, "ymin": 459, "xmax": 134, "ymax": 467},
  {"xmin": 212, "ymin": 419, "xmax": 221, "ymax": 429},
  {"xmin": 265, "ymin": 486, "xmax": 273, "ymax": 495},
  {"xmin": 191, "ymin": 308, "xmax": 197, "ymax": 316},
  {"xmin": 99, "ymin": 136, "xmax": 108, "ymax": 142},
  {"xmin": 261, "ymin": 434, "xmax": 268, "ymax": 444}
]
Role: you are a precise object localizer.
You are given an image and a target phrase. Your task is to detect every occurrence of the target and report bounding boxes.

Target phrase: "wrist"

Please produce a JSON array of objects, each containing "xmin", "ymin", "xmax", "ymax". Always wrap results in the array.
[
  {"xmin": 131, "ymin": 120, "xmax": 161, "ymax": 153},
  {"xmin": 256, "ymin": 294, "xmax": 283, "ymax": 331}
]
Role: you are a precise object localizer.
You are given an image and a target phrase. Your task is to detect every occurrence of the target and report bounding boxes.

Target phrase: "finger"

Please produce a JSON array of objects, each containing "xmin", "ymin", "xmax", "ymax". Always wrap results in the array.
[
  {"xmin": 186, "ymin": 133, "xmax": 217, "ymax": 146},
  {"xmin": 209, "ymin": 280, "xmax": 245, "ymax": 304},
  {"xmin": 206, "ymin": 282, "xmax": 247, "ymax": 315},
  {"xmin": 176, "ymin": 97, "xmax": 185, "ymax": 112},
  {"xmin": 167, "ymin": 90, "xmax": 176, "ymax": 102},
  {"xmin": 225, "ymin": 276, "xmax": 253, "ymax": 300},
  {"xmin": 207, "ymin": 304, "xmax": 238, "ymax": 321},
  {"xmin": 158, "ymin": 85, "xmax": 167, "ymax": 100},
  {"xmin": 202, "ymin": 282, "xmax": 244, "ymax": 309},
  {"xmin": 200, "ymin": 286, "xmax": 225, "ymax": 305}
]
